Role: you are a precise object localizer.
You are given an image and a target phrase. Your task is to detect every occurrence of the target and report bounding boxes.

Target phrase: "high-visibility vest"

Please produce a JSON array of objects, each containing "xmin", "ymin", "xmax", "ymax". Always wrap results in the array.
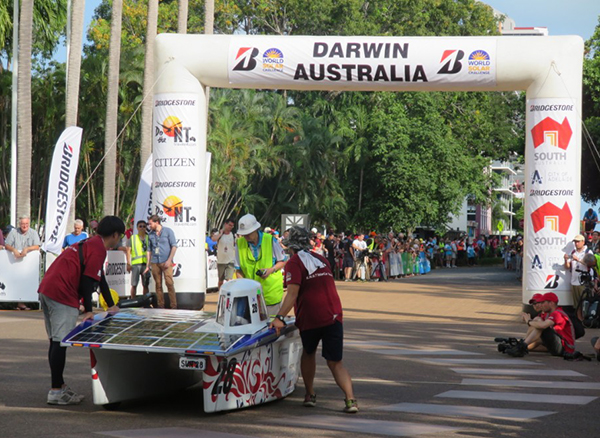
[
  {"xmin": 237, "ymin": 233, "xmax": 283, "ymax": 306},
  {"xmin": 368, "ymin": 239, "xmax": 376, "ymax": 251},
  {"xmin": 130, "ymin": 234, "xmax": 148, "ymax": 265}
]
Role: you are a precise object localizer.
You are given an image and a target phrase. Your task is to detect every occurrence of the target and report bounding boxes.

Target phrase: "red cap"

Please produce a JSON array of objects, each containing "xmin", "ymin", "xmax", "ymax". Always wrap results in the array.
[
  {"xmin": 529, "ymin": 293, "xmax": 544, "ymax": 304},
  {"xmin": 542, "ymin": 292, "xmax": 559, "ymax": 303}
]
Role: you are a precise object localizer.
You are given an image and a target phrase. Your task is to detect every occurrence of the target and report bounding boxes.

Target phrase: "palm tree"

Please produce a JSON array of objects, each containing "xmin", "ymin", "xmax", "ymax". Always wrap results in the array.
[
  {"xmin": 178, "ymin": 0, "xmax": 188, "ymax": 34},
  {"xmin": 103, "ymin": 0, "xmax": 123, "ymax": 216},
  {"xmin": 139, "ymin": 0, "xmax": 158, "ymax": 168},
  {"xmin": 65, "ymin": 0, "xmax": 85, "ymax": 127},
  {"xmin": 66, "ymin": 0, "xmax": 85, "ymax": 225},
  {"xmin": 16, "ymin": 0, "xmax": 33, "ymax": 218}
]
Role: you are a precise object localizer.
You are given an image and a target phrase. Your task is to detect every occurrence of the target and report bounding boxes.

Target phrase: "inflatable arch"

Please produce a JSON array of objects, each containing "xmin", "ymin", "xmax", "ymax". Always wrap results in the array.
[{"xmin": 151, "ymin": 35, "xmax": 583, "ymax": 309}]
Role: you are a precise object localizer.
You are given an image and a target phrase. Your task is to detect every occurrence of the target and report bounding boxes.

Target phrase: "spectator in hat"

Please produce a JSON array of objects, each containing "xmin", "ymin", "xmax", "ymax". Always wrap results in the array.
[
  {"xmin": 520, "ymin": 293, "xmax": 546, "ymax": 334},
  {"xmin": 235, "ymin": 214, "xmax": 286, "ymax": 315},
  {"xmin": 564, "ymin": 234, "xmax": 592, "ymax": 311},
  {"xmin": 507, "ymin": 292, "xmax": 575, "ymax": 357},
  {"xmin": 271, "ymin": 226, "xmax": 358, "ymax": 413}
]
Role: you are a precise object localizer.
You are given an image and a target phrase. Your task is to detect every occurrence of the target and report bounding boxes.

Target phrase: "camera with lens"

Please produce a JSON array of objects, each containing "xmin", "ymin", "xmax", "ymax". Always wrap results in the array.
[{"xmin": 495, "ymin": 337, "xmax": 519, "ymax": 353}]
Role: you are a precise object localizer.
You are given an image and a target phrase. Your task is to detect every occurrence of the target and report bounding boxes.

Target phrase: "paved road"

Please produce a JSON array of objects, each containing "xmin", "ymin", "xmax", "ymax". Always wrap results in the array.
[{"xmin": 1, "ymin": 266, "xmax": 599, "ymax": 438}]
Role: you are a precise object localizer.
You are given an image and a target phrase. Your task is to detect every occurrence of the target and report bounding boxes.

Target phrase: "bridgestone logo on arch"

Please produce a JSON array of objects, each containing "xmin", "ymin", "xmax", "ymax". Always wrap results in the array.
[
  {"xmin": 529, "ymin": 104, "xmax": 574, "ymax": 112},
  {"xmin": 155, "ymin": 181, "xmax": 196, "ymax": 188}
]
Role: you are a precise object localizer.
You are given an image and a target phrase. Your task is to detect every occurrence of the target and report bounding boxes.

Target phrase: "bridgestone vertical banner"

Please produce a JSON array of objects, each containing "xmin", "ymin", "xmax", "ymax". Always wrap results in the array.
[
  {"xmin": 228, "ymin": 37, "xmax": 497, "ymax": 89},
  {"xmin": 134, "ymin": 154, "xmax": 153, "ymax": 234},
  {"xmin": 42, "ymin": 126, "xmax": 83, "ymax": 255},
  {"xmin": 152, "ymin": 94, "xmax": 203, "ymax": 295},
  {"xmin": 525, "ymin": 98, "xmax": 580, "ymax": 303}
]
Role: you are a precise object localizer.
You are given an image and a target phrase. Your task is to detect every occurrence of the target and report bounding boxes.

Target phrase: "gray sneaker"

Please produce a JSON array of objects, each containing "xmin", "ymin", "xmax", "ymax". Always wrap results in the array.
[
  {"xmin": 47, "ymin": 388, "xmax": 83, "ymax": 405},
  {"xmin": 63, "ymin": 386, "xmax": 85, "ymax": 402}
]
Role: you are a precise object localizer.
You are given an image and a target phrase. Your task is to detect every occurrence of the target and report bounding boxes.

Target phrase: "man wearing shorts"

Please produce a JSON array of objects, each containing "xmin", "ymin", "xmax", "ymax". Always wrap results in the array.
[
  {"xmin": 38, "ymin": 216, "xmax": 124, "ymax": 405},
  {"xmin": 214, "ymin": 218, "xmax": 236, "ymax": 289},
  {"xmin": 507, "ymin": 292, "xmax": 575, "ymax": 357},
  {"xmin": 271, "ymin": 226, "xmax": 358, "ymax": 413}
]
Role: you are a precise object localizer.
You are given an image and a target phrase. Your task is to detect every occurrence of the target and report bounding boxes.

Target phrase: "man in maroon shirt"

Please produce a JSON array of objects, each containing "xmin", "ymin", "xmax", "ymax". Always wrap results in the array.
[
  {"xmin": 39, "ymin": 216, "xmax": 124, "ymax": 405},
  {"xmin": 508, "ymin": 292, "xmax": 576, "ymax": 357},
  {"xmin": 270, "ymin": 227, "xmax": 358, "ymax": 413}
]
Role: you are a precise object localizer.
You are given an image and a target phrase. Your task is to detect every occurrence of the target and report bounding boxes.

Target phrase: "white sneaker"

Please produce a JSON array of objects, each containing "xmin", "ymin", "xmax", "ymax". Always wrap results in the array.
[{"xmin": 47, "ymin": 388, "xmax": 83, "ymax": 405}]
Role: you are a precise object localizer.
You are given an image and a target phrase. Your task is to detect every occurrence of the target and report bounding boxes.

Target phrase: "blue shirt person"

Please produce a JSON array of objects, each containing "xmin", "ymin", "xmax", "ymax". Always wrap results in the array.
[{"xmin": 62, "ymin": 219, "xmax": 89, "ymax": 249}]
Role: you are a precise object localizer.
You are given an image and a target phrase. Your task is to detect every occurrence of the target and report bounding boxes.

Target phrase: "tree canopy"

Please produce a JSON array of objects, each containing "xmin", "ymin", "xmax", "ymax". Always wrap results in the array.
[{"xmin": 1, "ymin": 0, "xmax": 534, "ymax": 233}]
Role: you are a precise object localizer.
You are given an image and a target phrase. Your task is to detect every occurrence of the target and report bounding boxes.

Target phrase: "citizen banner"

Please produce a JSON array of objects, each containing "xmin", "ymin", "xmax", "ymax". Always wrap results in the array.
[
  {"xmin": 229, "ymin": 36, "xmax": 497, "ymax": 89},
  {"xmin": 524, "ymin": 98, "xmax": 580, "ymax": 302},
  {"xmin": 42, "ymin": 126, "xmax": 83, "ymax": 255},
  {"xmin": 152, "ymin": 93, "xmax": 203, "ymax": 297},
  {"xmin": 134, "ymin": 154, "xmax": 153, "ymax": 233}
]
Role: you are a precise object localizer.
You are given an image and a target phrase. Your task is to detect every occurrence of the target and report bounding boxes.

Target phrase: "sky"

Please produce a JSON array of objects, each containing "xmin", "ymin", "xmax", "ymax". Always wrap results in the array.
[{"xmin": 54, "ymin": 0, "xmax": 600, "ymax": 218}]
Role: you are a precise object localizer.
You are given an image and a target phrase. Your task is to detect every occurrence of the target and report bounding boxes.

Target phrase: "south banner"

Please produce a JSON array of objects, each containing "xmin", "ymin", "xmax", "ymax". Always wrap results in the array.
[
  {"xmin": 134, "ymin": 154, "xmax": 153, "ymax": 233},
  {"xmin": 42, "ymin": 126, "xmax": 83, "ymax": 255},
  {"xmin": 524, "ymin": 98, "xmax": 580, "ymax": 302},
  {"xmin": 229, "ymin": 36, "xmax": 497, "ymax": 89},
  {"xmin": 152, "ymin": 93, "xmax": 204, "ymax": 298}
]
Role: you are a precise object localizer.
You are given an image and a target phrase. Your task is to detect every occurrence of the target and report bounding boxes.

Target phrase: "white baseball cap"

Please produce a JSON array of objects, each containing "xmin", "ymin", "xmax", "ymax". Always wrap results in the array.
[{"xmin": 237, "ymin": 214, "xmax": 261, "ymax": 236}]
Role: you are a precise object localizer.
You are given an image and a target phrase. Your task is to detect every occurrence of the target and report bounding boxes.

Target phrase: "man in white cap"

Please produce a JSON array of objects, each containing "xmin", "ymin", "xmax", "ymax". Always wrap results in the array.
[
  {"xmin": 564, "ymin": 234, "xmax": 592, "ymax": 311},
  {"xmin": 235, "ymin": 214, "xmax": 286, "ymax": 315}
]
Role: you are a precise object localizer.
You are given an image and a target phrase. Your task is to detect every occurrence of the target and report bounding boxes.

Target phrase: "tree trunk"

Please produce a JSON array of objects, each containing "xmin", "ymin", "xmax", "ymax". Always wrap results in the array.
[
  {"xmin": 16, "ymin": 0, "xmax": 34, "ymax": 219},
  {"xmin": 66, "ymin": 0, "xmax": 85, "ymax": 224},
  {"xmin": 358, "ymin": 166, "xmax": 363, "ymax": 211},
  {"xmin": 103, "ymin": 0, "xmax": 123, "ymax": 216},
  {"xmin": 139, "ymin": 0, "xmax": 158, "ymax": 168},
  {"xmin": 178, "ymin": 0, "xmax": 188, "ymax": 34}
]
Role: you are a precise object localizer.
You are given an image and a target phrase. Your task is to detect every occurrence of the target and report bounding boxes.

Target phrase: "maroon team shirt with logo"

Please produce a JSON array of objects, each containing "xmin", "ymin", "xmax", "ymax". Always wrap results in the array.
[
  {"xmin": 39, "ymin": 235, "xmax": 107, "ymax": 309},
  {"xmin": 284, "ymin": 251, "xmax": 343, "ymax": 331}
]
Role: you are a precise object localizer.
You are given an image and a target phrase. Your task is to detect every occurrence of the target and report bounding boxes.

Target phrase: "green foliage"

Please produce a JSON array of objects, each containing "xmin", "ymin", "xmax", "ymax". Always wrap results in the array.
[
  {"xmin": 0, "ymin": 0, "xmax": 529, "ymax": 232},
  {"xmin": 582, "ymin": 17, "xmax": 600, "ymax": 203},
  {"xmin": 0, "ymin": 0, "xmax": 67, "ymax": 61}
]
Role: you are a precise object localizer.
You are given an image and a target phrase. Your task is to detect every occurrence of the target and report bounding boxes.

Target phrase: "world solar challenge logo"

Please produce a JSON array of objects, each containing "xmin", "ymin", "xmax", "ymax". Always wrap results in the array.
[
  {"xmin": 467, "ymin": 50, "xmax": 491, "ymax": 75},
  {"xmin": 262, "ymin": 48, "xmax": 284, "ymax": 72}
]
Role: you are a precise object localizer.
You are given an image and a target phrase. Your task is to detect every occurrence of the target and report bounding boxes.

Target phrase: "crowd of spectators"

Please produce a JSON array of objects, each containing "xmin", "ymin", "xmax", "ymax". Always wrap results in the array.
[{"xmin": 206, "ymin": 223, "xmax": 523, "ymax": 284}]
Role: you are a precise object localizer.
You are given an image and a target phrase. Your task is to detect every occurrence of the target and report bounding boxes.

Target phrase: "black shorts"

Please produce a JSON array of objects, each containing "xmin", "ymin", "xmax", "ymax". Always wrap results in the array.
[
  {"xmin": 342, "ymin": 257, "xmax": 354, "ymax": 268},
  {"xmin": 300, "ymin": 320, "xmax": 344, "ymax": 362},
  {"xmin": 541, "ymin": 327, "xmax": 564, "ymax": 356}
]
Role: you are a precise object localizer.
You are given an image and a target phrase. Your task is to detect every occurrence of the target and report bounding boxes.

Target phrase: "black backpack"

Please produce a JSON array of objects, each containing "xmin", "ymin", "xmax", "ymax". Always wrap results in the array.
[
  {"xmin": 562, "ymin": 306, "xmax": 585, "ymax": 340},
  {"xmin": 580, "ymin": 291, "xmax": 600, "ymax": 329}
]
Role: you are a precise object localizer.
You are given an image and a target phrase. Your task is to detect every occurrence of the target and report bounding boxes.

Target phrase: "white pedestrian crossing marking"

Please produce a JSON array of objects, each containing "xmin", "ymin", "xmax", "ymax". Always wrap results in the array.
[
  {"xmin": 378, "ymin": 402, "xmax": 555, "ymax": 420},
  {"xmin": 451, "ymin": 368, "xmax": 586, "ymax": 377},
  {"xmin": 366, "ymin": 349, "xmax": 483, "ymax": 356},
  {"xmin": 271, "ymin": 415, "xmax": 460, "ymax": 437},
  {"xmin": 461, "ymin": 378, "xmax": 600, "ymax": 390},
  {"xmin": 422, "ymin": 358, "xmax": 539, "ymax": 366},
  {"xmin": 436, "ymin": 390, "xmax": 597, "ymax": 405}
]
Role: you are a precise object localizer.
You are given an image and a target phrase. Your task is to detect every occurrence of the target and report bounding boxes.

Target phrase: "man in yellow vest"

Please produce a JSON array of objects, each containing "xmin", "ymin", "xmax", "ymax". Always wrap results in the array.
[
  {"xmin": 126, "ymin": 220, "xmax": 151, "ymax": 298},
  {"xmin": 235, "ymin": 214, "xmax": 286, "ymax": 315}
]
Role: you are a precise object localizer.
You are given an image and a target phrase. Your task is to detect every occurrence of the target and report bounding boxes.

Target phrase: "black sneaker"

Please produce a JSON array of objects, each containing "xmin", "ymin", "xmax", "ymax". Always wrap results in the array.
[{"xmin": 506, "ymin": 340, "xmax": 528, "ymax": 357}]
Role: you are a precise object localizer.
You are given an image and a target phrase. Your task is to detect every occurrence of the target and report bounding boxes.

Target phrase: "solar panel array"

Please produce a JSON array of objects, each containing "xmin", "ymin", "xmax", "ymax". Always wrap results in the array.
[{"xmin": 63, "ymin": 309, "xmax": 245, "ymax": 353}]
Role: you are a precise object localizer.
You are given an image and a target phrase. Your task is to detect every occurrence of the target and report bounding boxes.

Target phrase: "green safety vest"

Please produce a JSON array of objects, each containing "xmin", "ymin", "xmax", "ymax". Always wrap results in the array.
[
  {"xmin": 130, "ymin": 234, "xmax": 148, "ymax": 265},
  {"xmin": 594, "ymin": 254, "xmax": 600, "ymax": 278},
  {"xmin": 237, "ymin": 233, "xmax": 283, "ymax": 306},
  {"xmin": 368, "ymin": 239, "xmax": 376, "ymax": 251}
]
